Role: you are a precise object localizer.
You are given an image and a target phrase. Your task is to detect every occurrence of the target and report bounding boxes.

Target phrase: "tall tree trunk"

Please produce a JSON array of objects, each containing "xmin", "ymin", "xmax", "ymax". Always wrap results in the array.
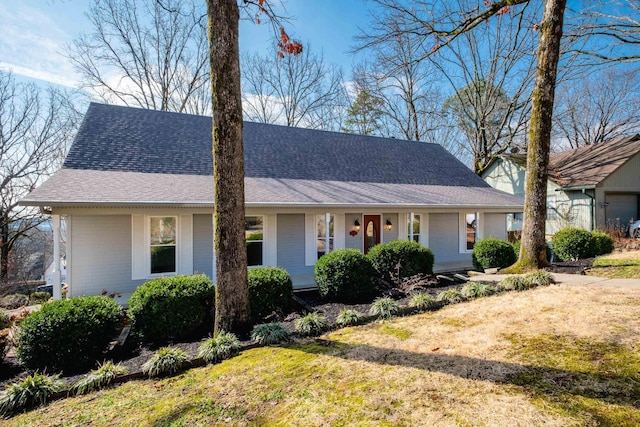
[
  {"xmin": 508, "ymin": 0, "xmax": 566, "ymax": 271},
  {"xmin": 1, "ymin": 220, "xmax": 9, "ymax": 279},
  {"xmin": 207, "ymin": 0, "xmax": 252, "ymax": 335}
]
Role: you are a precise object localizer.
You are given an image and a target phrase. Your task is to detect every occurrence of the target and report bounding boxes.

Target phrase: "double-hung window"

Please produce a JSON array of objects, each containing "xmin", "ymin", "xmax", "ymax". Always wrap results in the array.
[
  {"xmin": 316, "ymin": 213, "xmax": 334, "ymax": 259},
  {"xmin": 407, "ymin": 213, "xmax": 421, "ymax": 243},
  {"xmin": 465, "ymin": 213, "xmax": 477, "ymax": 251},
  {"xmin": 150, "ymin": 216, "xmax": 177, "ymax": 274},
  {"xmin": 245, "ymin": 216, "xmax": 264, "ymax": 266}
]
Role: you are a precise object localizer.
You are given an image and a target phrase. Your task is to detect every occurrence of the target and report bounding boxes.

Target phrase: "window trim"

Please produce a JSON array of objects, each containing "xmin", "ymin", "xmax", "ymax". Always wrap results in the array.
[
  {"xmin": 148, "ymin": 215, "xmax": 179, "ymax": 277},
  {"xmin": 460, "ymin": 212, "xmax": 480, "ymax": 253},
  {"xmin": 245, "ymin": 215, "xmax": 265, "ymax": 268},
  {"xmin": 316, "ymin": 212, "xmax": 335, "ymax": 260},
  {"xmin": 407, "ymin": 212, "xmax": 421, "ymax": 244}
]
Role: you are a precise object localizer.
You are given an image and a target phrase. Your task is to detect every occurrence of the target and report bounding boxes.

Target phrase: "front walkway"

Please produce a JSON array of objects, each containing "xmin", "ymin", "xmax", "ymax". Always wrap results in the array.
[{"xmin": 470, "ymin": 272, "xmax": 640, "ymax": 288}]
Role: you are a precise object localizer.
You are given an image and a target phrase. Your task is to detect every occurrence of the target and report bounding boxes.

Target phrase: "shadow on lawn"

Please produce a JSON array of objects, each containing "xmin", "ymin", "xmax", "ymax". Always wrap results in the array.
[{"xmin": 303, "ymin": 338, "xmax": 640, "ymax": 409}]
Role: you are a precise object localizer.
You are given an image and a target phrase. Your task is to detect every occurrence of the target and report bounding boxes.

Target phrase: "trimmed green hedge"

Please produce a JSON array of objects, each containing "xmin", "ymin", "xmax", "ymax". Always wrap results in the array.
[
  {"xmin": 591, "ymin": 231, "xmax": 614, "ymax": 256},
  {"xmin": 16, "ymin": 296, "xmax": 122, "ymax": 373},
  {"xmin": 248, "ymin": 267, "xmax": 293, "ymax": 322},
  {"xmin": 315, "ymin": 249, "xmax": 377, "ymax": 302},
  {"xmin": 551, "ymin": 227, "xmax": 595, "ymax": 261},
  {"xmin": 128, "ymin": 274, "xmax": 214, "ymax": 343},
  {"xmin": 367, "ymin": 240, "xmax": 434, "ymax": 283},
  {"xmin": 472, "ymin": 237, "xmax": 517, "ymax": 271}
]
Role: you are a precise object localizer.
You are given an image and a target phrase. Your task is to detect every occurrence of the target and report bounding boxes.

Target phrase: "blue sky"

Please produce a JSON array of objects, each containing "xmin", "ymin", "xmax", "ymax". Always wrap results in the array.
[{"xmin": 0, "ymin": 0, "xmax": 374, "ymax": 89}]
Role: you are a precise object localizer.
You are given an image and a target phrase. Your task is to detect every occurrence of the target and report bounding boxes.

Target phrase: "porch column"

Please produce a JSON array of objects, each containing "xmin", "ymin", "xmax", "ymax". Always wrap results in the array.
[{"xmin": 52, "ymin": 214, "xmax": 62, "ymax": 300}]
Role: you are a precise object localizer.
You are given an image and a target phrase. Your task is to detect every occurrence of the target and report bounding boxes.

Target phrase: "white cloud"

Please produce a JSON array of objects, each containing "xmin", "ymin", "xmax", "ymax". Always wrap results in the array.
[{"xmin": 0, "ymin": 2, "xmax": 82, "ymax": 88}]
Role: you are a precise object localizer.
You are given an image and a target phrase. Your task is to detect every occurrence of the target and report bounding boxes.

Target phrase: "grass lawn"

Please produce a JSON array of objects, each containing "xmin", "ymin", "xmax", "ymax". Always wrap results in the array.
[
  {"xmin": 5, "ymin": 283, "xmax": 640, "ymax": 426},
  {"xmin": 587, "ymin": 251, "xmax": 640, "ymax": 278}
]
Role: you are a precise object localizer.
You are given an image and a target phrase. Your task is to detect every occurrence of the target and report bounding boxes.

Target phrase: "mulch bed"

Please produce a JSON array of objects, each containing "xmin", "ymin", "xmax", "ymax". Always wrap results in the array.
[{"xmin": 0, "ymin": 259, "xmax": 593, "ymax": 390}]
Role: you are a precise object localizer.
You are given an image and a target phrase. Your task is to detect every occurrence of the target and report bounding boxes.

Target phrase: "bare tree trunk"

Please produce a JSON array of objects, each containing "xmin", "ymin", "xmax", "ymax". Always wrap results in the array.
[
  {"xmin": 1, "ymin": 217, "xmax": 9, "ymax": 279},
  {"xmin": 207, "ymin": 0, "xmax": 251, "ymax": 335},
  {"xmin": 508, "ymin": 0, "xmax": 566, "ymax": 271}
]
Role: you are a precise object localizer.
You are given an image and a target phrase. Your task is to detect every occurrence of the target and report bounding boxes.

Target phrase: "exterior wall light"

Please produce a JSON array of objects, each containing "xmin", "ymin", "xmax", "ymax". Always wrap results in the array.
[
  {"xmin": 354, "ymin": 219, "xmax": 361, "ymax": 231},
  {"xmin": 385, "ymin": 218, "xmax": 393, "ymax": 231}
]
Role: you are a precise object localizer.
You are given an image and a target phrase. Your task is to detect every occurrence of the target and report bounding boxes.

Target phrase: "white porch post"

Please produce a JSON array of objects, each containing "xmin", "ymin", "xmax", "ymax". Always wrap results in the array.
[{"xmin": 52, "ymin": 214, "xmax": 62, "ymax": 300}]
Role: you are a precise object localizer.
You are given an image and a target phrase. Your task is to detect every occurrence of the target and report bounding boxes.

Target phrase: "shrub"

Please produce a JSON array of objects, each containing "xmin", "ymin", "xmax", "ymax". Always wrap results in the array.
[
  {"xmin": 28, "ymin": 292, "xmax": 51, "ymax": 305},
  {"xmin": 472, "ymin": 238, "xmax": 517, "ymax": 271},
  {"xmin": 369, "ymin": 297, "xmax": 401, "ymax": 319},
  {"xmin": 497, "ymin": 276, "xmax": 530, "ymax": 292},
  {"xmin": 436, "ymin": 289, "xmax": 465, "ymax": 305},
  {"xmin": 367, "ymin": 240, "xmax": 434, "ymax": 284},
  {"xmin": 409, "ymin": 292, "xmax": 439, "ymax": 311},
  {"xmin": 294, "ymin": 312, "xmax": 330, "ymax": 336},
  {"xmin": 551, "ymin": 227, "xmax": 595, "ymax": 261},
  {"xmin": 16, "ymin": 296, "xmax": 122, "ymax": 373},
  {"xmin": 335, "ymin": 309, "xmax": 365, "ymax": 327},
  {"xmin": 73, "ymin": 361, "xmax": 128, "ymax": 395},
  {"xmin": 0, "ymin": 294, "xmax": 28, "ymax": 310},
  {"xmin": 0, "ymin": 329, "xmax": 9, "ymax": 361},
  {"xmin": 128, "ymin": 274, "xmax": 214, "ymax": 343},
  {"xmin": 0, "ymin": 308, "xmax": 10, "ymax": 330},
  {"xmin": 251, "ymin": 323, "xmax": 290, "ymax": 345},
  {"xmin": 512, "ymin": 240, "xmax": 552, "ymax": 261},
  {"xmin": 460, "ymin": 282, "xmax": 495, "ymax": 299},
  {"xmin": 591, "ymin": 231, "xmax": 614, "ymax": 256},
  {"xmin": 247, "ymin": 267, "xmax": 293, "ymax": 322},
  {"xmin": 142, "ymin": 347, "xmax": 188, "ymax": 378},
  {"xmin": 524, "ymin": 270, "xmax": 555, "ymax": 287},
  {"xmin": 0, "ymin": 372, "xmax": 65, "ymax": 417},
  {"xmin": 315, "ymin": 249, "xmax": 377, "ymax": 302},
  {"xmin": 197, "ymin": 332, "xmax": 241, "ymax": 364}
]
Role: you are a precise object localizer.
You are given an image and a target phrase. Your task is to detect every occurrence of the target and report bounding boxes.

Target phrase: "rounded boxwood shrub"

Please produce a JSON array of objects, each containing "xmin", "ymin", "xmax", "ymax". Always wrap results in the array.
[
  {"xmin": 367, "ymin": 240, "xmax": 434, "ymax": 284},
  {"xmin": 551, "ymin": 227, "xmax": 595, "ymax": 261},
  {"xmin": 16, "ymin": 296, "xmax": 123, "ymax": 373},
  {"xmin": 128, "ymin": 274, "xmax": 215, "ymax": 343},
  {"xmin": 591, "ymin": 231, "xmax": 614, "ymax": 256},
  {"xmin": 315, "ymin": 249, "xmax": 377, "ymax": 302},
  {"xmin": 472, "ymin": 237, "xmax": 517, "ymax": 271},
  {"xmin": 247, "ymin": 267, "xmax": 293, "ymax": 322}
]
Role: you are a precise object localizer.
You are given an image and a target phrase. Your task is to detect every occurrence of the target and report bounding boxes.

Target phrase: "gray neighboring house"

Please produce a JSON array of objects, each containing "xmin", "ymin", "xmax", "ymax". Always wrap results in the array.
[
  {"xmin": 482, "ymin": 135, "xmax": 640, "ymax": 236},
  {"xmin": 22, "ymin": 103, "xmax": 522, "ymax": 301}
]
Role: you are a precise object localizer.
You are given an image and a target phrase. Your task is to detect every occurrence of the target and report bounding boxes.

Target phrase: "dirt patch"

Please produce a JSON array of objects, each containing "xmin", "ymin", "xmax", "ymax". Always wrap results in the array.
[{"xmin": 545, "ymin": 258, "xmax": 595, "ymax": 275}]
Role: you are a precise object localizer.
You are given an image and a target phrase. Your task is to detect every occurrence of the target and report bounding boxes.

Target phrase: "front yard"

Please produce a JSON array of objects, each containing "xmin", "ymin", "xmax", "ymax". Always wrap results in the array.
[
  {"xmin": 587, "ymin": 251, "xmax": 640, "ymax": 278},
  {"xmin": 6, "ymin": 281, "xmax": 640, "ymax": 426}
]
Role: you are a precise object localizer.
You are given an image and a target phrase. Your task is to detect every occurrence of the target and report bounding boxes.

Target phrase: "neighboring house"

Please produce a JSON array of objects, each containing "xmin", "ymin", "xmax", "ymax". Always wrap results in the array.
[
  {"xmin": 482, "ymin": 135, "xmax": 640, "ymax": 235},
  {"xmin": 22, "ymin": 103, "xmax": 522, "ymax": 300}
]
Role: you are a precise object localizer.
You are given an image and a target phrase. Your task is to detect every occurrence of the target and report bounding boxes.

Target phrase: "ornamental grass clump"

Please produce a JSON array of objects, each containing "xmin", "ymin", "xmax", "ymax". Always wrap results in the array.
[
  {"xmin": 497, "ymin": 276, "xmax": 530, "ymax": 292},
  {"xmin": 0, "ymin": 372, "xmax": 65, "ymax": 417},
  {"xmin": 335, "ymin": 309, "xmax": 365, "ymax": 327},
  {"xmin": 142, "ymin": 347, "xmax": 188, "ymax": 378},
  {"xmin": 436, "ymin": 289, "xmax": 465, "ymax": 305},
  {"xmin": 294, "ymin": 312, "xmax": 330, "ymax": 337},
  {"xmin": 369, "ymin": 297, "xmax": 401, "ymax": 320},
  {"xmin": 73, "ymin": 361, "xmax": 128, "ymax": 395},
  {"xmin": 251, "ymin": 323, "xmax": 290, "ymax": 345},
  {"xmin": 197, "ymin": 332, "xmax": 240, "ymax": 364},
  {"xmin": 524, "ymin": 270, "xmax": 555, "ymax": 287},
  {"xmin": 0, "ymin": 308, "xmax": 10, "ymax": 330},
  {"xmin": 460, "ymin": 282, "xmax": 495, "ymax": 300},
  {"xmin": 409, "ymin": 292, "xmax": 439, "ymax": 312}
]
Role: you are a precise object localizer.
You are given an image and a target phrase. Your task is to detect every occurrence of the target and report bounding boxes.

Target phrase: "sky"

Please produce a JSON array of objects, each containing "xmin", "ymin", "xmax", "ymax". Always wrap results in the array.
[{"xmin": 0, "ymin": 0, "xmax": 376, "ymax": 90}]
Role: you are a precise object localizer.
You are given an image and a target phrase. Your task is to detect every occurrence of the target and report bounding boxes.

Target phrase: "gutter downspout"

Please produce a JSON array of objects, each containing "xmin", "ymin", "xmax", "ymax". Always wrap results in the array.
[{"xmin": 556, "ymin": 185, "xmax": 596, "ymax": 231}]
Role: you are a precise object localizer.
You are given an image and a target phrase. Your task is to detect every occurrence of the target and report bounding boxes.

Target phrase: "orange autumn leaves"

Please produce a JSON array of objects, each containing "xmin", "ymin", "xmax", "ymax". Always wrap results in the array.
[{"xmin": 253, "ymin": 0, "xmax": 303, "ymax": 58}]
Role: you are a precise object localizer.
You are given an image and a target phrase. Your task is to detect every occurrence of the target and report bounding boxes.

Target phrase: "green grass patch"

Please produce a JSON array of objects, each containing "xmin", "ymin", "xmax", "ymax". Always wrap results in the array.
[
  {"xmin": 588, "ymin": 257, "xmax": 640, "ymax": 278},
  {"xmin": 379, "ymin": 324, "xmax": 413, "ymax": 340}
]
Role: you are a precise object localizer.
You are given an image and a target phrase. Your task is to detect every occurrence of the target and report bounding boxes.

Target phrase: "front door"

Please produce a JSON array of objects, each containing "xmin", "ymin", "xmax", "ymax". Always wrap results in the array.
[{"xmin": 363, "ymin": 215, "xmax": 380, "ymax": 254}]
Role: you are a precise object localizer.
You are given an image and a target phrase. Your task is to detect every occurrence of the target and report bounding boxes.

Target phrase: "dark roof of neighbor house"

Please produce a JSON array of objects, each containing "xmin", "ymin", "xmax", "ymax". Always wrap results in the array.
[
  {"xmin": 547, "ymin": 134, "xmax": 640, "ymax": 187},
  {"xmin": 22, "ymin": 103, "xmax": 523, "ymax": 208},
  {"xmin": 491, "ymin": 135, "xmax": 640, "ymax": 188}
]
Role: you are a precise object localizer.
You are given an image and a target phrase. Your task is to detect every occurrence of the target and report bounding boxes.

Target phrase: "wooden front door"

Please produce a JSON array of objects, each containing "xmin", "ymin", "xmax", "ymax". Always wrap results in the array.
[{"xmin": 363, "ymin": 215, "xmax": 380, "ymax": 254}]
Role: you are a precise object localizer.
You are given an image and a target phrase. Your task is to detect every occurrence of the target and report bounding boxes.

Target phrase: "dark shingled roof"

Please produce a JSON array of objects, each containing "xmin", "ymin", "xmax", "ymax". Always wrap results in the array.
[
  {"xmin": 23, "ymin": 103, "xmax": 523, "ymax": 208},
  {"xmin": 63, "ymin": 103, "xmax": 490, "ymax": 187}
]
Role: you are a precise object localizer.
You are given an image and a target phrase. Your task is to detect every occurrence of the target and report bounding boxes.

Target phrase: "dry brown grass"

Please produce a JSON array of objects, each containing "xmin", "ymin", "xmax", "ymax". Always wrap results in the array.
[{"xmin": 5, "ymin": 283, "xmax": 640, "ymax": 426}]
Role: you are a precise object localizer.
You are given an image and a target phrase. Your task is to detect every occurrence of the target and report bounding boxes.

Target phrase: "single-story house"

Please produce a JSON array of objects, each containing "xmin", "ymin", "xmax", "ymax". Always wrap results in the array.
[
  {"xmin": 22, "ymin": 103, "xmax": 523, "ymax": 301},
  {"xmin": 482, "ymin": 135, "xmax": 640, "ymax": 236}
]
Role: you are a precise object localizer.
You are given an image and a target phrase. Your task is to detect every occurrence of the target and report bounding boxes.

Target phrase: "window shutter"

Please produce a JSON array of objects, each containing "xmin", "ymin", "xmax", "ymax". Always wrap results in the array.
[
  {"xmin": 178, "ymin": 214, "xmax": 193, "ymax": 275},
  {"xmin": 305, "ymin": 213, "xmax": 316, "ymax": 266},
  {"xmin": 131, "ymin": 214, "xmax": 146, "ymax": 280}
]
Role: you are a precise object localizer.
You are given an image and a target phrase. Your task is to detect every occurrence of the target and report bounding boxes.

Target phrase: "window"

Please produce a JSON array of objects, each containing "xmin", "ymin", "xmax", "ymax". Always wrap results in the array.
[
  {"xmin": 150, "ymin": 216, "xmax": 177, "ymax": 274},
  {"xmin": 547, "ymin": 195, "xmax": 557, "ymax": 220},
  {"xmin": 245, "ymin": 216, "xmax": 264, "ymax": 266},
  {"xmin": 316, "ymin": 213, "xmax": 334, "ymax": 259},
  {"xmin": 466, "ymin": 213, "xmax": 477, "ymax": 251},
  {"xmin": 407, "ymin": 213, "xmax": 421, "ymax": 243}
]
